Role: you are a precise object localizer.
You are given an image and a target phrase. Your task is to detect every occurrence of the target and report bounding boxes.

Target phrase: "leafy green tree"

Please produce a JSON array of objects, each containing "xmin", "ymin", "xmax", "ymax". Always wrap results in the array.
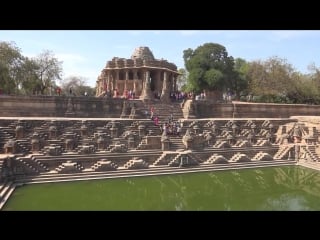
[
  {"xmin": 286, "ymin": 72, "xmax": 320, "ymax": 104},
  {"xmin": 0, "ymin": 41, "xmax": 24, "ymax": 94},
  {"xmin": 34, "ymin": 50, "xmax": 63, "ymax": 95},
  {"xmin": 183, "ymin": 43, "xmax": 235, "ymax": 93},
  {"xmin": 176, "ymin": 68, "xmax": 188, "ymax": 91},
  {"xmin": 19, "ymin": 57, "xmax": 41, "ymax": 95},
  {"xmin": 232, "ymin": 58, "xmax": 249, "ymax": 99}
]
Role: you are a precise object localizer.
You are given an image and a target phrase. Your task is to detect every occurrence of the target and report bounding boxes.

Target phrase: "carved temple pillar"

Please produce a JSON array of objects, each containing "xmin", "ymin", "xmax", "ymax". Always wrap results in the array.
[
  {"xmin": 114, "ymin": 70, "xmax": 119, "ymax": 93},
  {"xmin": 107, "ymin": 72, "xmax": 112, "ymax": 91},
  {"xmin": 155, "ymin": 70, "xmax": 161, "ymax": 96},
  {"xmin": 133, "ymin": 70, "xmax": 138, "ymax": 95},
  {"xmin": 160, "ymin": 71, "xmax": 170, "ymax": 103},
  {"xmin": 111, "ymin": 72, "xmax": 115, "ymax": 91},
  {"xmin": 139, "ymin": 70, "xmax": 153, "ymax": 101},
  {"xmin": 123, "ymin": 70, "xmax": 129, "ymax": 97}
]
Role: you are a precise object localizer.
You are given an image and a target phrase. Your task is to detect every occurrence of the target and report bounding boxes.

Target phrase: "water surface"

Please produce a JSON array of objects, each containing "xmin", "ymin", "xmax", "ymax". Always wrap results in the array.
[{"xmin": 3, "ymin": 166, "xmax": 320, "ymax": 210}]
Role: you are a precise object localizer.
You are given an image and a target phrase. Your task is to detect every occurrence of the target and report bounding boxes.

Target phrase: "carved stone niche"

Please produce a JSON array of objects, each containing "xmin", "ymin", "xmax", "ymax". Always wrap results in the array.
[
  {"xmin": 4, "ymin": 139, "xmax": 16, "ymax": 154},
  {"xmin": 49, "ymin": 125, "xmax": 58, "ymax": 139},
  {"xmin": 97, "ymin": 135, "xmax": 106, "ymax": 150},
  {"xmin": 31, "ymin": 132, "xmax": 41, "ymax": 152},
  {"xmin": 110, "ymin": 122, "xmax": 118, "ymax": 138},
  {"xmin": 45, "ymin": 145, "xmax": 62, "ymax": 156},
  {"xmin": 80, "ymin": 122, "xmax": 88, "ymax": 137},
  {"xmin": 15, "ymin": 125, "xmax": 24, "ymax": 139}
]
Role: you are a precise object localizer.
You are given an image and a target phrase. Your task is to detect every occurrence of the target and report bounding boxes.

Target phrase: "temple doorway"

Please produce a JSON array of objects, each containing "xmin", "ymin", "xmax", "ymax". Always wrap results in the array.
[{"xmin": 150, "ymin": 71, "xmax": 156, "ymax": 92}]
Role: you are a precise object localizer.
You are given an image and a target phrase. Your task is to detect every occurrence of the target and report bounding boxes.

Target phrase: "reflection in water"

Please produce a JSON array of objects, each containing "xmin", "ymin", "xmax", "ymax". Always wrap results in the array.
[
  {"xmin": 4, "ymin": 166, "xmax": 320, "ymax": 210},
  {"xmin": 262, "ymin": 194, "xmax": 311, "ymax": 211},
  {"xmin": 274, "ymin": 167, "xmax": 320, "ymax": 198}
]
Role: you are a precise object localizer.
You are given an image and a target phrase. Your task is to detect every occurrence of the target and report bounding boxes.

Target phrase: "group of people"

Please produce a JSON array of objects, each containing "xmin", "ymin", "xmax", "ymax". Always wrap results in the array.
[
  {"xmin": 102, "ymin": 89, "xmax": 136, "ymax": 99},
  {"xmin": 146, "ymin": 106, "xmax": 183, "ymax": 136},
  {"xmin": 54, "ymin": 87, "xmax": 88, "ymax": 97},
  {"xmin": 160, "ymin": 120, "xmax": 183, "ymax": 136},
  {"xmin": 152, "ymin": 91, "xmax": 195, "ymax": 102}
]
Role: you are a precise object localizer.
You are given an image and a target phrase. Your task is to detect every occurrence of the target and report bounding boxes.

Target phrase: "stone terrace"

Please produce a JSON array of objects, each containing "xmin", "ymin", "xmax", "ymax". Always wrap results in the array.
[{"xmin": 2, "ymin": 102, "xmax": 320, "ymax": 209}]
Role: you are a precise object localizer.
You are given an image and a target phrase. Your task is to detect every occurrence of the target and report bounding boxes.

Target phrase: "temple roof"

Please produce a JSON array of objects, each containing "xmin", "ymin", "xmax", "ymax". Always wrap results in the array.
[{"xmin": 131, "ymin": 46, "xmax": 155, "ymax": 60}]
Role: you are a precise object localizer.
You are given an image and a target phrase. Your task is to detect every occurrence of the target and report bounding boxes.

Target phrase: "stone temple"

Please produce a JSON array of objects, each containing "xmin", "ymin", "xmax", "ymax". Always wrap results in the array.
[{"xmin": 96, "ymin": 46, "xmax": 179, "ymax": 102}]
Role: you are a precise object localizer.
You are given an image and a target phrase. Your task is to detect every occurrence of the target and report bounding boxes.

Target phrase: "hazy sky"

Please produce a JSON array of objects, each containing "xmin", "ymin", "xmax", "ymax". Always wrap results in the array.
[{"xmin": 1, "ymin": 30, "xmax": 320, "ymax": 87}]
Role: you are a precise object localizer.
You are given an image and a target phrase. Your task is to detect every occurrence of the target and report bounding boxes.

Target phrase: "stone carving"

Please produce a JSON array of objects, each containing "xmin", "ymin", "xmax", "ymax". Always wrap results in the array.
[
  {"xmin": 96, "ymin": 46, "xmax": 179, "ymax": 98},
  {"xmin": 131, "ymin": 46, "xmax": 155, "ymax": 60}
]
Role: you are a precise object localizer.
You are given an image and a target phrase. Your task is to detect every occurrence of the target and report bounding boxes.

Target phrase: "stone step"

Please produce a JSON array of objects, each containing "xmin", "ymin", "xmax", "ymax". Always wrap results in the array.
[
  {"xmin": 0, "ymin": 183, "xmax": 15, "ymax": 210},
  {"xmin": 16, "ymin": 160, "xmax": 296, "ymax": 186},
  {"xmin": 0, "ymin": 181, "xmax": 12, "ymax": 198}
]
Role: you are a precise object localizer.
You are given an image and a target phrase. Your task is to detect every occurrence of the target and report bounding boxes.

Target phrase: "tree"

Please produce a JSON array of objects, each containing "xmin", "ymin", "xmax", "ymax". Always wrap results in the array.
[
  {"xmin": 60, "ymin": 76, "xmax": 95, "ymax": 96},
  {"xmin": 183, "ymin": 43, "xmax": 235, "ymax": 93},
  {"xmin": 307, "ymin": 62, "xmax": 320, "ymax": 88},
  {"xmin": 19, "ymin": 57, "xmax": 41, "ymax": 95},
  {"xmin": 232, "ymin": 58, "xmax": 249, "ymax": 99},
  {"xmin": 0, "ymin": 41, "xmax": 24, "ymax": 94},
  {"xmin": 176, "ymin": 68, "xmax": 188, "ymax": 91},
  {"xmin": 247, "ymin": 56, "xmax": 295, "ymax": 101},
  {"xmin": 34, "ymin": 50, "xmax": 63, "ymax": 95},
  {"xmin": 286, "ymin": 72, "xmax": 320, "ymax": 104}
]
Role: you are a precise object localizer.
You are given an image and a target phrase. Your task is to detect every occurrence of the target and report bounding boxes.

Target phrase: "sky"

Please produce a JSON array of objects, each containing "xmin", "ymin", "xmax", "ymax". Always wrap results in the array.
[{"xmin": 1, "ymin": 30, "xmax": 320, "ymax": 87}]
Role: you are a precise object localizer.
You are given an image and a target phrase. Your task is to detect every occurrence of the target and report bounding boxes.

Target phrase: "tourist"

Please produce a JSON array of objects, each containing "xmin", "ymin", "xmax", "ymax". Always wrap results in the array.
[
  {"xmin": 154, "ymin": 116, "xmax": 159, "ymax": 126},
  {"xmin": 150, "ymin": 106, "xmax": 154, "ymax": 120},
  {"xmin": 56, "ymin": 87, "xmax": 61, "ymax": 96},
  {"xmin": 177, "ymin": 125, "xmax": 181, "ymax": 136}
]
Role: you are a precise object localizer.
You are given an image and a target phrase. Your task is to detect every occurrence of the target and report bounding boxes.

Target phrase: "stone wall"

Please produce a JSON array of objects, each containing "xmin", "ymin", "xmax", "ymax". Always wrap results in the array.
[
  {"xmin": 194, "ymin": 101, "xmax": 320, "ymax": 118},
  {"xmin": 0, "ymin": 96, "xmax": 145, "ymax": 118},
  {"xmin": 2, "ymin": 95, "xmax": 320, "ymax": 119}
]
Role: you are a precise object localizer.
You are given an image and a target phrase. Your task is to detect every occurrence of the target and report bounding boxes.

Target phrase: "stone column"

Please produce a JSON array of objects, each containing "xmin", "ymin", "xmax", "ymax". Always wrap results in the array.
[
  {"xmin": 110, "ymin": 72, "xmax": 114, "ymax": 91},
  {"xmin": 155, "ymin": 70, "xmax": 161, "ymax": 97},
  {"xmin": 139, "ymin": 70, "xmax": 153, "ymax": 101},
  {"xmin": 125, "ymin": 71, "xmax": 129, "ymax": 86},
  {"xmin": 160, "ymin": 71, "xmax": 170, "ymax": 103},
  {"xmin": 107, "ymin": 72, "xmax": 111, "ymax": 91},
  {"xmin": 133, "ymin": 70, "xmax": 138, "ymax": 95},
  {"xmin": 115, "ymin": 70, "xmax": 119, "ymax": 92},
  {"xmin": 123, "ymin": 70, "xmax": 129, "ymax": 97}
]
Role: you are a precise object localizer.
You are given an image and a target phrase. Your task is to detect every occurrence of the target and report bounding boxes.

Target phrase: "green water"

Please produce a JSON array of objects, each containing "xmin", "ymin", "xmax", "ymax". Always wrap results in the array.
[{"xmin": 3, "ymin": 166, "xmax": 320, "ymax": 210}]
